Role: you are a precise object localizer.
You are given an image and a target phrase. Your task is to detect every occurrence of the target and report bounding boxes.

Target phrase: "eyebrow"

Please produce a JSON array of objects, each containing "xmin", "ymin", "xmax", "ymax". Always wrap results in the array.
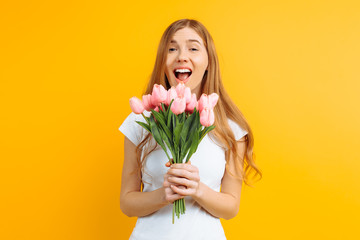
[{"xmin": 170, "ymin": 39, "xmax": 202, "ymax": 45}]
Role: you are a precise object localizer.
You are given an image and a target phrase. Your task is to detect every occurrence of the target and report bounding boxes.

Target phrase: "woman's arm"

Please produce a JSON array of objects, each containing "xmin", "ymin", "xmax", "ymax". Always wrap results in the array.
[
  {"xmin": 167, "ymin": 136, "xmax": 247, "ymax": 220},
  {"xmin": 120, "ymin": 137, "xmax": 183, "ymax": 217}
]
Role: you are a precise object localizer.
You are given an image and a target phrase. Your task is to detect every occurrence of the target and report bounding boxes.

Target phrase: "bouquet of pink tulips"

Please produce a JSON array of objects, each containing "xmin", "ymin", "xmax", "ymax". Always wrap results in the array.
[{"xmin": 129, "ymin": 83, "xmax": 218, "ymax": 223}]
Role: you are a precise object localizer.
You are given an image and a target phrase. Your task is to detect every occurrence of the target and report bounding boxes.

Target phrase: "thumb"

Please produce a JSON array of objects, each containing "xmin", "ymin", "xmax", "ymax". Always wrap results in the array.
[{"xmin": 187, "ymin": 160, "xmax": 191, "ymax": 165}]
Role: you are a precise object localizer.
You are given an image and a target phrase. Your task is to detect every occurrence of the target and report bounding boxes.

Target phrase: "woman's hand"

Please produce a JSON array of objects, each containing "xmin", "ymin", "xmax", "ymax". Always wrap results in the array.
[
  {"xmin": 163, "ymin": 160, "xmax": 185, "ymax": 203},
  {"xmin": 163, "ymin": 160, "xmax": 201, "ymax": 200}
]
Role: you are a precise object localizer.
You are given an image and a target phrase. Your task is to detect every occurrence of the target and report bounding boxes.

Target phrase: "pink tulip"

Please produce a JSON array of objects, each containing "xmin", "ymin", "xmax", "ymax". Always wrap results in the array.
[
  {"xmin": 175, "ymin": 82, "xmax": 186, "ymax": 95},
  {"xmin": 165, "ymin": 86, "xmax": 178, "ymax": 106},
  {"xmin": 200, "ymin": 108, "xmax": 215, "ymax": 127},
  {"xmin": 170, "ymin": 97, "xmax": 186, "ymax": 115},
  {"xmin": 208, "ymin": 93, "xmax": 219, "ymax": 108},
  {"xmin": 185, "ymin": 93, "xmax": 197, "ymax": 113},
  {"xmin": 197, "ymin": 93, "xmax": 209, "ymax": 112},
  {"xmin": 183, "ymin": 87, "xmax": 191, "ymax": 104},
  {"xmin": 129, "ymin": 97, "xmax": 145, "ymax": 114},
  {"xmin": 175, "ymin": 83, "xmax": 192, "ymax": 103},
  {"xmin": 154, "ymin": 106, "xmax": 160, "ymax": 112},
  {"xmin": 142, "ymin": 94, "xmax": 155, "ymax": 111},
  {"xmin": 151, "ymin": 84, "xmax": 167, "ymax": 107}
]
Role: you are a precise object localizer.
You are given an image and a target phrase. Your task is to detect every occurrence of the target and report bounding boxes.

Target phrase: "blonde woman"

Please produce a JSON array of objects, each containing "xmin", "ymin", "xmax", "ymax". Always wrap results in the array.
[{"xmin": 119, "ymin": 19, "xmax": 262, "ymax": 240}]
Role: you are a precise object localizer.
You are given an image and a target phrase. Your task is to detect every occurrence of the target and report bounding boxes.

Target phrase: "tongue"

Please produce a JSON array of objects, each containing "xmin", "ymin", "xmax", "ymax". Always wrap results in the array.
[{"xmin": 178, "ymin": 73, "xmax": 190, "ymax": 80}]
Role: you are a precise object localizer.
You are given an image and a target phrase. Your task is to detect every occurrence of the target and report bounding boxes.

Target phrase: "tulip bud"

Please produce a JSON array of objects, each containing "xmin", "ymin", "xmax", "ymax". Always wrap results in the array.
[
  {"xmin": 129, "ymin": 97, "xmax": 145, "ymax": 114},
  {"xmin": 200, "ymin": 108, "xmax": 215, "ymax": 127},
  {"xmin": 198, "ymin": 93, "xmax": 209, "ymax": 112},
  {"xmin": 175, "ymin": 83, "xmax": 192, "ymax": 103},
  {"xmin": 208, "ymin": 93, "xmax": 219, "ymax": 109},
  {"xmin": 170, "ymin": 97, "xmax": 186, "ymax": 115},
  {"xmin": 186, "ymin": 93, "xmax": 197, "ymax": 113},
  {"xmin": 165, "ymin": 86, "xmax": 178, "ymax": 106},
  {"xmin": 142, "ymin": 94, "xmax": 155, "ymax": 111},
  {"xmin": 175, "ymin": 82, "xmax": 186, "ymax": 96},
  {"xmin": 184, "ymin": 87, "xmax": 191, "ymax": 104},
  {"xmin": 151, "ymin": 84, "xmax": 167, "ymax": 106}
]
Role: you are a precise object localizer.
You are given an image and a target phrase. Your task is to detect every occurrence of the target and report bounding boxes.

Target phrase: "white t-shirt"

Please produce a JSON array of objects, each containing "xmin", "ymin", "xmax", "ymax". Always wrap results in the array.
[{"xmin": 119, "ymin": 110, "xmax": 248, "ymax": 240}]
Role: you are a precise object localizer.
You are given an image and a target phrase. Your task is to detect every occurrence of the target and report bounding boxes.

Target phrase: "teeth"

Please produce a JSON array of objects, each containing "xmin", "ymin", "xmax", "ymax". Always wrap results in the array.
[{"xmin": 175, "ymin": 69, "xmax": 191, "ymax": 73}]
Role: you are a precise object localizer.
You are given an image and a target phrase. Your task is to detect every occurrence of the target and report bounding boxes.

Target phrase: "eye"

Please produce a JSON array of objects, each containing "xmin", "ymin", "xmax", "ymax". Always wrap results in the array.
[
  {"xmin": 190, "ymin": 48, "xmax": 198, "ymax": 51},
  {"xmin": 169, "ymin": 48, "xmax": 176, "ymax": 52}
]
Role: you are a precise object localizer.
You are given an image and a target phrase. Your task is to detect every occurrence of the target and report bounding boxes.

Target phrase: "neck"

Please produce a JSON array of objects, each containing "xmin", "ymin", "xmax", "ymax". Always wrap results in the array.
[{"xmin": 192, "ymin": 85, "xmax": 202, "ymax": 100}]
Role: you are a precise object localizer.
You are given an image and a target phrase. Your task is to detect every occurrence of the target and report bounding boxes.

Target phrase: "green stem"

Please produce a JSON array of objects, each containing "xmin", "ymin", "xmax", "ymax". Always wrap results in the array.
[
  {"xmin": 177, "ymin": 200, "xmax": 180, "ymax": 218},
  {"xmin": 184, "ymin": 198, "xmax": 186, "ymax": 212},
  {"xmin": 180, "ymin": 198, "xmax": 183, "ymax": 214},
  {"xmin": 172, "ymin": 202, "xmax": 175, "ymax": 224},
  {"xmin": 176, "ymin": 200, "xmax": 178, "ymax": 218}
]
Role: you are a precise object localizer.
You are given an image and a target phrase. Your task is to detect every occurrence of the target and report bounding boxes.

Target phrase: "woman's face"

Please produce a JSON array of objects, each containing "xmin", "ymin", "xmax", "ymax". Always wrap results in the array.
[{"xmin": 165, "ymin": 27, "xmax": 209, "ymax": 97}]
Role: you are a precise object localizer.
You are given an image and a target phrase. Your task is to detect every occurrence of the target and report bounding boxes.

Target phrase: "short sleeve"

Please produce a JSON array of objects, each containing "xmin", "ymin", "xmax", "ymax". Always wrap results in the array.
[
  {"xmin": 118, "ymin": 112, "xmax": 148, "ymax": 146},
  {"xmin": 227, "ymin": 118, "xmax": 248, "ymax": 141}
]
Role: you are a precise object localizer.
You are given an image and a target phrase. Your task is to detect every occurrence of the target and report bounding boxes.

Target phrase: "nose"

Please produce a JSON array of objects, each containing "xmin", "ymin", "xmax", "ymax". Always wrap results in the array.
[{"xmin": 176, "ymin": 49, "xmax": 188, "ymax": 62}]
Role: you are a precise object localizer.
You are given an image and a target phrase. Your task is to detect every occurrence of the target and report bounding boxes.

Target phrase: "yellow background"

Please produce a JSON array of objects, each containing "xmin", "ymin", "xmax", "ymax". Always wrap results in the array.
[{"xmin": 1, "ymin": 0, "xmax": 359, "ymax": 239}]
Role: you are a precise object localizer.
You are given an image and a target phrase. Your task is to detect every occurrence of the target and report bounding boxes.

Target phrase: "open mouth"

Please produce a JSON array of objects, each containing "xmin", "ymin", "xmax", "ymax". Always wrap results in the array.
[{"xmin": 173, "ymin": 68, "xmax": 192, "ymax": 82}]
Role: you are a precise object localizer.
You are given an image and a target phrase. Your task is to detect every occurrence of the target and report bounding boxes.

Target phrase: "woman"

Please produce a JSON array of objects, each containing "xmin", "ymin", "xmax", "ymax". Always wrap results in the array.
[{"xmin": 119, "ymin": 19, "xmax": 262, "ymax": 240}]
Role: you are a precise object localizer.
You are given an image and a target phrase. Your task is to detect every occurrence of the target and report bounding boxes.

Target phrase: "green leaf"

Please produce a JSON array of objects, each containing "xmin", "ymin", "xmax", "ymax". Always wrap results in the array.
[
  {"xmin": 161, "ymin": 103, "xmax": 167, "ymax": 120},
  {"xmin": 200, "ymin": 125, "xmax": 216, "ymax": 142},
  {"xmin": 179, "ymin": 127, "xmax": 196, "ymax": 160},
  {"xmin": 151, "ymin": 109, "xmax": 166, "ymax": 124},
  {"xmin": 178, "ymin": 110, "xmax": 201, "ymax": 161},
  {"xmin": 178, "ymin": 112, "xmax": 186, "ymax": 123},
  {"xmin": 180, "ymin": 110, "xmax": 196, "ymax": 145},
  {"xmin": 173, "ymin": 122, "xmax": 184, "ymax": 147},
  {"xmin": 149, "ymin": 115, "xmax": 164, "ymax": 147},
  {"xmin": 149, "ymin": 115, "xmax": 172, "ymax": 161},
  {"xmin": 141, "ymin": 113, "xmax": 150, "ymax": 125},
  {"xmin": 151, "ymin": 109, "xmax": 172, "ymax": 140},
  {"xmin": 159, "ymin": 126, "xmax": 176, "ymax": 160},
  {"xmin": 187, "ymin": 110, "xmax": 200, "ymax": 141},
  {"xmin": 157, "ymin": 123, "xmax": 175, "ymax": 158},
  {"xmin": 179, "ymin": 145, "xmax": 191, "ymax": 162},
  {"xmin": 186, "ymin": 128, "xmax": 200, "ymax": 163},
  {"xmin": 167, "ymin": 110, "xmax": 173, "ymax": 130},
  {"xmin": 135, "ymin": 121, "xmax": 151, "ymax": 133},
  {"xmin": 166, "ymin": 100, "xmax": 174, "ymax": 130},
  {"xmin": 172, "ymin": 113, "xmax": 176, "ymax": 131},
  {"xmin": 166, "ymin": 99, "xmax": 174, "ymax": 115}
]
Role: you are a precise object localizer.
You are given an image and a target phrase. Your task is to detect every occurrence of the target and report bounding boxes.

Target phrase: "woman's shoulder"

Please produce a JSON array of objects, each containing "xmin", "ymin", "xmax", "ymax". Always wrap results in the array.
[
  {"xmin": 227, "ymin": 118, "xmax": 248, "ymax": 141},
  {"xmin": 118, "ymin": 110, "xmax": 151, "ymax": 146}
]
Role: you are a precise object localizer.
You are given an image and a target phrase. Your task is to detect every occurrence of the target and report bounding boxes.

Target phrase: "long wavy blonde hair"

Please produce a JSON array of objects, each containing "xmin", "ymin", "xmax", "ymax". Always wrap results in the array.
[{"xmin": 135, "ymin": 19, "xmax": 262, "ymax": 187}]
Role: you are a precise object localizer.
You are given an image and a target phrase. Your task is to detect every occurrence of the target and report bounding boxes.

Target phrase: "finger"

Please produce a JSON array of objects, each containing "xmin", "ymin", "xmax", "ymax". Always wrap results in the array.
[
  {"xmin": 167, "ymin": 168, "xmax": 192, "ymax": 179},
  {"xmin": 165, "ymin": 194, "xmax": 184, "ymax": 203},
  {"xmin": 167, "ymin": 169, "xmax": 200, "ymax": 182},
  {"xmin": 171, "ymin": 185, "xmax": 195, "ymax": 196},
  {"xmin": 164, "ymin": 187, "xmax": 184, "ymax": 203},
  {"xmin": 170, "ymin": 163, "xmax": 198, "ymax": 173},
  {"xmin": 163, "ymin": 180, "xmax": 171, "ymax": 187},
  {"xmin": 168, "ymin": 176, "xmax": 197, "ymax": 189}
]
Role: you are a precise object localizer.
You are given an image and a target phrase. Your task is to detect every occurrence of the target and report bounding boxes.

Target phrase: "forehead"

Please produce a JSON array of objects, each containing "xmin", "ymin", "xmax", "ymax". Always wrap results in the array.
[{"xmin": 169, "ymin": 27, "xmax": 204, "ymax": 45}]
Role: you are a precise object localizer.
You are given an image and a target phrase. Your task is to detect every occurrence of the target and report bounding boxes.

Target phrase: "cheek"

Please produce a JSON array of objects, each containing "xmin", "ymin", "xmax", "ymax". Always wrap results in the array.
[
  {"xmin": 194, "ymin": 56, "xmax": 208, "ymax": 69},
  {"xmin": 165, "ymin": 62, "xmax": 174, "ymax": 76}
]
